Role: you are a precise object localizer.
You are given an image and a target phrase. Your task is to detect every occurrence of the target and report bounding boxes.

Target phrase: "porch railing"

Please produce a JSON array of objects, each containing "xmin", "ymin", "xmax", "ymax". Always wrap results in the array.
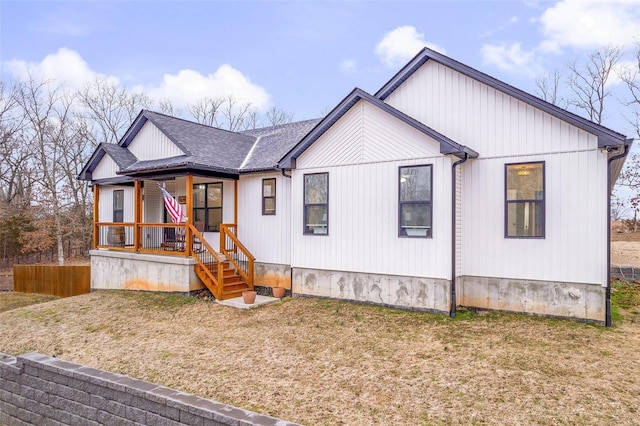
[
  {"xmin": 220, "ymin": 224, "xmax": 254, "ymax": 288},
  {"xmin": 95, "ymin": 223, "xmax": 135, "ymax": 251},
  {"xmin": 137, "ymin": 223, "xmax": 188, "ymax": 255},
  {"xmin": 189, "ymin": 224, "xmax": 225, "ymax": 299}
]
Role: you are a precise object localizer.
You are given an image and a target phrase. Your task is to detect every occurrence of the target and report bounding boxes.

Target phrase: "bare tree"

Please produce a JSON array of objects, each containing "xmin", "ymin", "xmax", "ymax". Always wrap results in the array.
[
  {"xmin": 0, "ymin": 80, "xmax": 32, "ymax": 205},
  {"xmin": 223, "ymin": 95, "xmax": 252, "ymax": 131},
  {"xmin": 620, "ymin": 42, "xmax": 640, "ymax": 140},
  {"xmin": 189, "ymin": 97, "xmax": 223, "ymax": 127},
  {"xmin": 78, "ymin": 78, "xmax": 151, "ymax": 145},
  {"xmin": 535, "ymin": 69, "xmax": 568, "ymax": 108},
  {"xmin": 157, "ymin": 98, "xmax": 177, "ymax": 116},
  {"xmin": 242, "ymin": 108, "xmax": 261, "ymax": 130},
  {"xmin": 17, "ymin": 77, "xmax": 87, "ymax": 265},
  {"xmin": 265, "ymin": 106, "xmax": 294, "ymax": 127},
  {"xmin": 566, "ymin": 46, "xmax": 622, "ymax": 124},
  {"xmin": 611, "ymin": 190, "xmax": 630, "ymax": 221}
]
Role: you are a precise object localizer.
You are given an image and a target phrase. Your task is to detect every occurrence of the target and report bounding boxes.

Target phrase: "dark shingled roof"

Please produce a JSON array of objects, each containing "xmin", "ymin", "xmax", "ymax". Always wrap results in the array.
[
  {"xmin": 240, "ymin": 119, "xmax": 322, "ymax": 172},
  {"xmin": 120, "ymin": 111, "xmax": 257, "ymax": 175},
  {"xmin": 101, "ymin": 143, "xmax": 138, "ymax": 169},
  {"xmin": 77, "ymin": 142, "xmax": 139, "ymax": 181}
]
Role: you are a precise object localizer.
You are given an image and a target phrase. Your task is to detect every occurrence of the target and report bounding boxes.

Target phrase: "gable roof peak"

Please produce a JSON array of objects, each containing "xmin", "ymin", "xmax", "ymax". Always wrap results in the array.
[
  {"xmin": 278, "ymin": 86, "xmax": 477, "ymax": 169},
  {"xmin": 375, "ymin": 47, "xmax": 627, "ymax": 147}
]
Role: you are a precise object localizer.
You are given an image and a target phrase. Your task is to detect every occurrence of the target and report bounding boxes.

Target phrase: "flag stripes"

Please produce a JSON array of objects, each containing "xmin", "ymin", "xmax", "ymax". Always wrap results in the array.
[{"xmin": 159, "ymin": 185, "xmax": 183, "ymax": 224}]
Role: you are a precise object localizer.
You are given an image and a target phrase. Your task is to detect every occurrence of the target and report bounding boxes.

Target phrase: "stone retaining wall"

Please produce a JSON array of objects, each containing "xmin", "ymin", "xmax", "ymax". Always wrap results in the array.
[
  {"xmin": 0, "ymin": 352, "xmax": 298, "ymax": 426},
  {"xmin": 611, "ymin": 265, "xmax": 640, "ymax": 282}
]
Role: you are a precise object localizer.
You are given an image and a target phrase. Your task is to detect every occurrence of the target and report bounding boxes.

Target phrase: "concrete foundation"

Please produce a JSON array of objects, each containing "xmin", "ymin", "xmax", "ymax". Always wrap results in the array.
[
  {"xmin": 254, "ymin": 262, "xmax": 291, "ymax": 289},
  {"xmin": 458, "ymin": 275, "xmax": 605, "ymax": 322},
  {"xmin": 292, "ymin": 267, "xmax": 451, "ymax": 313},
  {"xmin": 90, "ymin": 250, "xmax": 204, "ymax": 293}
]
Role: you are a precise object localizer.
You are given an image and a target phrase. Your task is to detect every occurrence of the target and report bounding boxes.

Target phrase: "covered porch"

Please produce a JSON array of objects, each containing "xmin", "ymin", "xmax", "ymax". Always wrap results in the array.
[{"xmin": 91, "ymin": 173, "xmax": 255, "ymax": 300}]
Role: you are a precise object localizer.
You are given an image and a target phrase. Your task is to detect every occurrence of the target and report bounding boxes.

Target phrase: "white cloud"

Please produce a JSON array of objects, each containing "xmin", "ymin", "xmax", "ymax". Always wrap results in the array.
[
  {"xmin": 4, "ymin": 47, "xmax": 119, "ymax": 91},
  {"xmin": 509, "ymin": 16, "xmax": 520, "ymax": 24},
  {"xmin": 481, "ymin": 43, "xmax": 543, "ymax": 77},
  {"xmin": 141, "ymin": 65, "xmax": 270, "ymax": 110},
  {"xmin": 3, "ymin": 48, "xmax": 272, "ymax": 112},
  {"xmin": 375, "ymin": 26, "xmax": 446, "ymax": 67},
  {"xmin": 339, "ymin": 59, "xmax": 357, "ymax": 74},
  {"xmin": 540, "ymin": 0, "xmax": 640, "ymax": 50}
]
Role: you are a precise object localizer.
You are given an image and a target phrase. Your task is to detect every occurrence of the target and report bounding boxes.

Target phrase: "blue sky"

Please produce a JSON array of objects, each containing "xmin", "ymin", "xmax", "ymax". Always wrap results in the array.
[{"xmin": 1, "ymin": 0, "xmax": 640, "ymax": 135}]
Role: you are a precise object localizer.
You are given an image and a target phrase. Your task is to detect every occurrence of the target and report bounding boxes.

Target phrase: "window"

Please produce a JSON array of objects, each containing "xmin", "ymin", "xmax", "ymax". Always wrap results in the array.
[
  {"xmin": 399, "ymin": 165, "xmax": 432, "ymax": 238},
  {"xmin": 262, "ymin": 178, "xmax": 276, "ymax": 215},
  {"xmin": 113, "ymin": 190, "xmax": 124, "ymax": 222},
  {"xmin": 304, "ymin": 173, "xmax": 328, "ymax": 235},
  {"xmin": 193, "ymin": 182, "xmax": 223, "ymax": 232},
  {"xmin": 505, "ymin": 162, "xmax": 545, "ymax": 238}
]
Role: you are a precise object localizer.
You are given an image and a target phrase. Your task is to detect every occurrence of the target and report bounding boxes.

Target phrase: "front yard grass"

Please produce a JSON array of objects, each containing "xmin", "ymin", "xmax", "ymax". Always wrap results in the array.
[{"xmin": 0, "ymin": 289, "xmax": 639, "ymax": 425}]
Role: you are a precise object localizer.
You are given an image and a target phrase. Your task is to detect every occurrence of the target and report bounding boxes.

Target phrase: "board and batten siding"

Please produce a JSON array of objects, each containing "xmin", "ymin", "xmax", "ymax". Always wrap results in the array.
[
  {"xmin": 92, "ymin": 154, "xmax": 119, "ymax": 180},
  {"xmin": 385, "ymin": 59, "xmax": 608, "ymax": 285},
  {"xmin": 128, "ymin": 121, "xmax": 184, "ymax": 161},
  {"xmin": 143, "ymin": 182, "xmax": 163, "ymax": 224},
  {"xmin": 98, "ymin": 185, "xmax": 134, "ymax": 223},
  {"xmin": 462, "ymin": 150, "xmax": 608, "ymax": 285},
  {"xmin": 292, "ymin": 99, "xmax": 454, "ymax": 279},
  {"xmin": 385, "ymin": 60, "xmax": 599, "ymax": 157},
  {"xmin": 237, "ymin": 173, "xmax": 291, "ymax": 265}
]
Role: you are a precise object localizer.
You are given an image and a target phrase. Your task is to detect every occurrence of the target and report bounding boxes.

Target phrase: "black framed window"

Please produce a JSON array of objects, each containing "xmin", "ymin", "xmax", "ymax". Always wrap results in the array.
[
  {"xmin": 113, "ymin": 190, "xmax": 124, "ymax": 222},
  {"xmin": 505, "ymin": 162, "xmax": 545, "ymax": 238},
  {"xmin": 193, "ymin": 182, "xmax": 223, "ymax": 232},
  {"xmin": 262, "ymin": 178, "xmax": 276, "ymax": 215},
  {"xmin": 399, "ymin": 165, "xmax": 432, "ymax": 238},
  {"xmin": 304, "ymin": 173, "xmax": 328, "ymax": 235}
]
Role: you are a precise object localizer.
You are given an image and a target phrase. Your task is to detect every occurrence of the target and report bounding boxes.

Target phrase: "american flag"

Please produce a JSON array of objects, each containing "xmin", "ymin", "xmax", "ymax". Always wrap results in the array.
[{"xmin": 159, "ymin": 185, "xmax": 183, "ymax": 224}]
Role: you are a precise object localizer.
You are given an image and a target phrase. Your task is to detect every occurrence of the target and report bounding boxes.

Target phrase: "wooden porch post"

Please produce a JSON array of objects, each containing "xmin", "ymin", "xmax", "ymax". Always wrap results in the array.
[
  {"xmin": 185, "ymin": 174, "xmax": 193, "ymax": 257},
  {"xmin": 134, "ymin": 180, "xmax": 142, "ymax": 252},
  {"xmin": 234, "ymin": 179, "xmax": 238, "ymax": 225},
  {"xmin": 93, "ymin": 184, "xmax": 99, "ymax": 249}
]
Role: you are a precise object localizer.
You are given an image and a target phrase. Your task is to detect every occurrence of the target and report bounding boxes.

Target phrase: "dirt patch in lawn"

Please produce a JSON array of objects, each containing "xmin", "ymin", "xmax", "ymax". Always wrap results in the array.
[
  {"xmin": 612, "ymin": 232, "xmax": 640, "ymax": 266},
  {"xmin": 1, "ymin": 291, "xmax": 639, "ymax": 425}
]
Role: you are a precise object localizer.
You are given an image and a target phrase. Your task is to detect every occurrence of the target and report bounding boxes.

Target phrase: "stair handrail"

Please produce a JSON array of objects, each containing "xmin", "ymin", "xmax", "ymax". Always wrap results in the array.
[
  {"xmin": 219, "ymin": 223, "xmax": 255, "ymax": 288},
  {"xmin": 189, "ymin": 224, "xmax": 225, "ymax": 298}
]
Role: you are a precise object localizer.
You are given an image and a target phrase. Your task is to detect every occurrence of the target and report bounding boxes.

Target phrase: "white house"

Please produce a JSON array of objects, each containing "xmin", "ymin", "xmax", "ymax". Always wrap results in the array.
[{"xmin": 79, "ymin": 48, "xmax": 631, "ymax": 324}]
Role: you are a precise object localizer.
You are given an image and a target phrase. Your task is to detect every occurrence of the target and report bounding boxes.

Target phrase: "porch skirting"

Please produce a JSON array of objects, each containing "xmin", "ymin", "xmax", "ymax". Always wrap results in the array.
[
  {"xmin": 89, "ymin": 250, "xmax": 204, "ymax": 293},
  {"xmin": 292, "ymin": 267, "xmax": 451, "ymax": 314},
  {"xmin": 458, "ymin": 276, "xmax": 605, "ymax": 322}
]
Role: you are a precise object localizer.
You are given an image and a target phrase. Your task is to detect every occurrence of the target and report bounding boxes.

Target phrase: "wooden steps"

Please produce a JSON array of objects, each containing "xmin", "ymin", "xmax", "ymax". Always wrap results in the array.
[
  {"xmin": 194, "ymin": 261, "xmax": 251, "ymax": 300},
  {"xmin": 189, "ymin": 224, "xmax": 254, "ymax": 301}
]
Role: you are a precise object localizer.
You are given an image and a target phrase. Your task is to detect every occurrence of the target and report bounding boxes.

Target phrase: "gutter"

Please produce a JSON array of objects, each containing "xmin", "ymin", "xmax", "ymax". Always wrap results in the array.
[
  {"xmin": 450, "ymin": 153, "xmax": 470, "ymax": 317},
  {"xmin": 280, "ymin": 168, "xmax": 292, "ymax": 179},
  {"xmin": 606, "ymin": 142, "xmax": 631, "ymax": 326}
]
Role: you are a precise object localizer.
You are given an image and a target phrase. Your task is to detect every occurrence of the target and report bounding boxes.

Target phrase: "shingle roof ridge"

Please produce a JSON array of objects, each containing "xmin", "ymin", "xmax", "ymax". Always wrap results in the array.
[
  {"xmin": 143, "ymin": 109, "xmax": 256, "ymax": 138},
  {"xmin": 240, "ymin": 117, "xmax": 323, "ymax": 134}
]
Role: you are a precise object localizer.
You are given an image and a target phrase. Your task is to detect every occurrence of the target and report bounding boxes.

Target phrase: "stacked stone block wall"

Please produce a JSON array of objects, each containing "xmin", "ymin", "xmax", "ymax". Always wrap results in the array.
[{"xmin": 0, "ymin": 352, "xmax": 297, "ymax": 426}]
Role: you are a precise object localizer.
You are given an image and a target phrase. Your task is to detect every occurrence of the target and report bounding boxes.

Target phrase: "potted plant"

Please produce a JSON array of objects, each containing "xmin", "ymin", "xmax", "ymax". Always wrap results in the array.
[
  {"xmin": 272, "ymin": 287, "xmax": 285, "ymax": 298},
  {"xmin": 242, "ymin": 290, "xmax": 257, "ymax": 304}
]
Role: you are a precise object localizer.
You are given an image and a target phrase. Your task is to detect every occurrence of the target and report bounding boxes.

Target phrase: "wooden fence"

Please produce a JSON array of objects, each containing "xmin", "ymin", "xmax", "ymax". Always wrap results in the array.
[{"xmin": 13, "ymin": 265, "xmax": 90, "ymax": 298}]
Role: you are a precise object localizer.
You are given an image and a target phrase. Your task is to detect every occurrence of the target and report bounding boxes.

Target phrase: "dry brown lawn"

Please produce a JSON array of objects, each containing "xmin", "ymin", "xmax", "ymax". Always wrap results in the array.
[{"xmin": 1, "ymin": 291, "xmax": 639, "ymax": 425}]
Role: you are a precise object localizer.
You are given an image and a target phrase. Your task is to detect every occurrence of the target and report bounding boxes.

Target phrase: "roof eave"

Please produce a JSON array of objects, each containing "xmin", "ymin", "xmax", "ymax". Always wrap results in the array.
[{"xmin": 118, "ymin": 162, "xmax": 240, "ymax": 179}]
